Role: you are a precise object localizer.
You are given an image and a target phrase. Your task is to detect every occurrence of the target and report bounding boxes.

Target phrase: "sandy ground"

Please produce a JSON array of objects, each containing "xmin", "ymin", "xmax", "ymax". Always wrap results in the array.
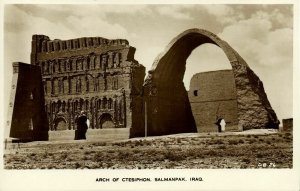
[
  {"xmin": 4, "ymin": 128, "xmax": 279, "ymax": 146},
  {"xmin": 3, "ymin": 129, "xmax": 292, "ymax": 169}
]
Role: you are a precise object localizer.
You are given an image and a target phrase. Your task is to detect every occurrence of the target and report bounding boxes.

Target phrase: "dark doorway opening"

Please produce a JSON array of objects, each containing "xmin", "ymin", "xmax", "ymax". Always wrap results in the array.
[{"xmin": 75, "ymin": 116, "xmax": 88, "ymax": 140}]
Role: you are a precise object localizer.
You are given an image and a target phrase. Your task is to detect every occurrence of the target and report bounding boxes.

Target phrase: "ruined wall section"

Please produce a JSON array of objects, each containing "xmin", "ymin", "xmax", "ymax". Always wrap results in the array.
[
  {"xmin": 6, "ymin": 62, "xmax": 49, "ymax": 141},
  {"xmin": 245, "ymin": 67, "xmax": 280, "ymax": 128},
  {"xmin": 282, "ymin": 118, "xmax": 293, "ymax": 132},
  {"xmin": 129, "ymin": 65, "xmax": 146, "ymax": 135},
  {"xmin": 31, "ymin": 35, "xmax": 145, "ymax": 131},
  {"xmin": 188, "ymin": 70, "xmax": 238, "ymax": 132}
]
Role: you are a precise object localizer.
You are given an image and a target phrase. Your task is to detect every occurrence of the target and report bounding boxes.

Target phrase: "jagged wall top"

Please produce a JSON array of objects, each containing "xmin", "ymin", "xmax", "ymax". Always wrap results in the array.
[{"xmin": 32, "ymin": 34, "xmax": 130, "ymax": 54}]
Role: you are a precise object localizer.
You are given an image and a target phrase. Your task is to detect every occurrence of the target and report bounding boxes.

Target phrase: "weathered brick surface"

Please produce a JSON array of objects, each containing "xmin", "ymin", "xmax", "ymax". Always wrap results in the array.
[
  {"xmin": 31, "ymin": 35, "xmax": 145, "ymax": 131},
  {"xmin": 188, "ymin": 70, "xmax": 236, "ymax": 102},
  {"xmin": 188, "ymin": 70, "xmax": 238, "ymax": 132},
  {"xmin": 282, "ymin": 118, "xmax": 293, "ymax": 132}
]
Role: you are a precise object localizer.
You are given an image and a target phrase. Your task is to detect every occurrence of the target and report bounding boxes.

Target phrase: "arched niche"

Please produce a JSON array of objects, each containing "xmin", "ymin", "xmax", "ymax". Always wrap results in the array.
[
  {"xmin": 54, "ymin": 117, "xmax": 68, "ymax": 131},
  {"xmin": 99, "ymin": 113, "xmax": 115, "ymax": 129}
]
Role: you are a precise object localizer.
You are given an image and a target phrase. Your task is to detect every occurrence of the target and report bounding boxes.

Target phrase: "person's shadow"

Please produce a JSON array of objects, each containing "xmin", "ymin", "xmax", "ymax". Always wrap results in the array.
[{"xmin": 215, "ymin": 118, "xmax": 222, "ymax": 133}]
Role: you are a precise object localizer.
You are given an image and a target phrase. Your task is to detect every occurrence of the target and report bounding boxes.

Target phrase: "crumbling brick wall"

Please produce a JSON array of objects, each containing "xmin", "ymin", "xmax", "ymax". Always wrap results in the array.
[{"xmin": 30, "ymin": 35, "xmax": 145, "ymax": 131}]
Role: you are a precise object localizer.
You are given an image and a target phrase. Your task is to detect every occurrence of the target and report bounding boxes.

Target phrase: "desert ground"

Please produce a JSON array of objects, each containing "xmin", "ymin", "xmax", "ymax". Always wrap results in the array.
[{"xmin": 3, "ymin": 129, "xmax": 292, "ymax": 169}]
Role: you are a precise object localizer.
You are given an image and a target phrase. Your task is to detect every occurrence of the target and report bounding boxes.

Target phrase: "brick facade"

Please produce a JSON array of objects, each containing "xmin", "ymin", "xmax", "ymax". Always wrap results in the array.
[{"xmin": 30, "ymin": 35, "xmax": 145, "ymax": 131}]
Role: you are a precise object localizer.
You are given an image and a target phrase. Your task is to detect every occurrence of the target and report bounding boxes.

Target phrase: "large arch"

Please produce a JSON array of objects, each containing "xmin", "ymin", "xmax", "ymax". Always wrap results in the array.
[{"xmin": 131, "ymin": 28, "xmax": 279, "ymax": 137}]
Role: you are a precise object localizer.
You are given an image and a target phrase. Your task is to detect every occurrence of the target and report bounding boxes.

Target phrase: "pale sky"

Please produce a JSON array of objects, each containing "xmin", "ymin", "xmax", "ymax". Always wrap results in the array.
[{"xmin": 3, "ymin": 4, "xmax": 293, "ymax": 122}]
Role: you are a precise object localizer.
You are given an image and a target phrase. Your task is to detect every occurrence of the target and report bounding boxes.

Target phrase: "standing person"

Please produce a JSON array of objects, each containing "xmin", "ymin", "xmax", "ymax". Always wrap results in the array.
[
  {"xmin": 220, "ymin": 119, "xmax": 226, "ymax": 132},
  {"xmin": 86, "ymin": 118, "xmax": 90, "ymax": 129},
  {"xmin": 75, "ymin": 111, "xmax": 88, "ymax": 140}
]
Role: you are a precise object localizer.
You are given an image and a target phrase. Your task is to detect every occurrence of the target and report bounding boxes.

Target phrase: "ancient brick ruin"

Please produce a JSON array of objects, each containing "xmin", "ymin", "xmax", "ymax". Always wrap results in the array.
[
  {"xmin": 130, "ymin": 28, "xmax": 279, "ymax": 137},
  {"xmin": 30, "ymin": 35, "xmax": 145, "ymax": 132},
  {"xmin": 188, "ymin": 70, "xmax": 238, "ymax": 132},
  {"xmin": 7, "ymin": 28, "xmax": 280, "ymax": 141}
]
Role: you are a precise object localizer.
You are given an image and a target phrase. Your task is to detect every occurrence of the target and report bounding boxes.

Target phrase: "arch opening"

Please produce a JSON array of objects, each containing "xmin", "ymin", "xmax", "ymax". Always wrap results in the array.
[
  {"xmin": 184, "ymin": 43, "xmax": 232, "ymax": 90},
  {"xmin": 99, "ymin": 113, "xmax": 115, "ymax": 129},
  {"xmin": 185, "ymin": 44, "xmax": 238, "ymax": 133},
  {"xmin": 54, "ymin": 117, "xmax": 67, "ymax": 131}
]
